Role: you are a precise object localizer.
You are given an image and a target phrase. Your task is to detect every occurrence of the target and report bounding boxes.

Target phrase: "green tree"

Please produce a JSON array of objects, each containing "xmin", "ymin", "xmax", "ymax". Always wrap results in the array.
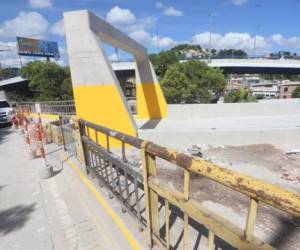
[
  {"xmin": 0, "ymin": 67, "xmax": 20, "ymax": 80},
  {"xmin": 149, "ymin": 50, "xmax": 178, "ymax": 78},
  {"xmin": 292, "ymin": 86, "xmax": 300, "ymax": 98},
  {"xmin": 161, "ymin": 61, "xmax": 226, "ymax": 103},
  {"xmin": 217, "ymin": 49, "xmax": 247, "ymax": 58},
  {"xmin": 171, "ymin": 44, "xmax": 202, "ymax": 54},
  {"xmin": 224, "ymin": 88, "xmax": 257, "ymax": 103},
  {"xmin": 21, "ymin": 61, "xmax": 73, "ymax": 101}
]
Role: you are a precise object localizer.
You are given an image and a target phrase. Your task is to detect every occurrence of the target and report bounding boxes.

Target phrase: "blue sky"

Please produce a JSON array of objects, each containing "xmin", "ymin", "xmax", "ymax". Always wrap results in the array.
[{"xmin": 1, "ymin": 0, "xmax": 300, "ymax": 66}]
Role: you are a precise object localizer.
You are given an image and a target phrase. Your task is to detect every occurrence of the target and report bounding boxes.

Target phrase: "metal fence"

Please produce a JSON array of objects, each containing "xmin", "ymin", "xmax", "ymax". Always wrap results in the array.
[
  {"xmin": 16, "ymin": 102, "xmax": 36, "ymax": 113},
  {"xmin": 40, "ymin": 100, "xmax": 76, "ymax": 115},
  {"xmin": 16, "ymin": 100, "xmax": 76, "ymax": 116},
  {"xmin": 78, "ymin": 119, "xmax": 146, "ymax": 230},
  {"xmin": 59, "ymin": 116, "xmax": 77, "ymax": 156},
  {"xmin": 78, "ymin": 118, "xmax": 300, "ymax": 250}
]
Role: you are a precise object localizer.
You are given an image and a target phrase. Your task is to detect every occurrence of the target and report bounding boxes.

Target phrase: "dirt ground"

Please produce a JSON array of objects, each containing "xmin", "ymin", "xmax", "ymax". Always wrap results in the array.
[
  {"xmin": 117, "ymin": 144, "xmax": 300, "ymax": 249},
  {"xmin": 203, "ymin": 144, "xmax": 300, "ymax": 189}
]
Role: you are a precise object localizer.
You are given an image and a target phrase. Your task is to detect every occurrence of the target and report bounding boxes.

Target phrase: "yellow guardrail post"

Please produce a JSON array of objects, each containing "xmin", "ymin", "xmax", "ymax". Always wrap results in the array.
[
  {"xmin": 141, "ymin": 141, "xmax": 159, "ymax": 248},
  {"xmin": 244, "ymin": 198, "xmax": 259, "ymax": 242},
  {"xmin": 183, "ymin": 170, "xmax": 190, "ymax": 250}
]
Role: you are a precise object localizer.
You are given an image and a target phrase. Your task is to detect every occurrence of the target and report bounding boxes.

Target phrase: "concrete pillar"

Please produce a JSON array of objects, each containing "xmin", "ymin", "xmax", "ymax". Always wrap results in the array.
[
  {"xmin": 64, "ymin": 10, "xmax": 137, "ymax": 147},
  {"xmin": 135, "ymin": 57, "xmax": 167, "ymax": 119},
  {"xmin": 64, "ymin": 10, "xmax": 167, "ymax": 147}
]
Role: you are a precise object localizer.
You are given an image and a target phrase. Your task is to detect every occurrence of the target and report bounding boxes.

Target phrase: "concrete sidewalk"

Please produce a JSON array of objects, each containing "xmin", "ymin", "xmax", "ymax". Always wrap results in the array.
[{"xmin": 0, "ymin": 126, "xmax": 147, "ymax": 250}]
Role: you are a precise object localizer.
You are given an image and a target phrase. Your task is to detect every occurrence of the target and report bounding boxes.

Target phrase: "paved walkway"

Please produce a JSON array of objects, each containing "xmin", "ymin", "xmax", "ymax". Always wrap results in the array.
[{"xmin": 0, "ymin": 125, "xmax": 147, "ymax": 250}]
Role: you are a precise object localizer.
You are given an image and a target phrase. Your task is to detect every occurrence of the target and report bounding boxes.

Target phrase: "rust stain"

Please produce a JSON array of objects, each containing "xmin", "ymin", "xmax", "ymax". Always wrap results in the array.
[
  {"xmin": 146, "ymin": 142, "xmax": 193, "ymax": 169},
  {"xmin": 176, "ymin": 153, "xmax": 192, "ymax": 169},
  {"xmin": 236, "ymin": 177, "xmax": 243, "ymax": 184},
  {"xmin": 135, "ymin": 138, "xmax": 300, "ymax": 217}
]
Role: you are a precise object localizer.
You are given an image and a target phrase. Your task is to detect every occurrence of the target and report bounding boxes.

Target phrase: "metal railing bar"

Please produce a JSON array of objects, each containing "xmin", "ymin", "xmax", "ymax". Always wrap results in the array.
[
  {"xmin": 79, "ymin": 119, "xmax": 143, "ymax": 149},
  {"xmin": 149, "ymin": 177, "xmax": 274, "ymax": 250},
  {"xmin": 82, "ymin": 136, "xmax": 143, "ymax": 179},
  {"xmin": 144, "ymin": 142, "xmax": 300, "ymax": 217}
]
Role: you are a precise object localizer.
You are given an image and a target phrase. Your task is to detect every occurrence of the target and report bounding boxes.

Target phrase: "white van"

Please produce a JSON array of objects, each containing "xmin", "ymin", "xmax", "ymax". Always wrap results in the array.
[{"xmin": 0, "ymin": 100, "xmax": 14, "ymax": 124}]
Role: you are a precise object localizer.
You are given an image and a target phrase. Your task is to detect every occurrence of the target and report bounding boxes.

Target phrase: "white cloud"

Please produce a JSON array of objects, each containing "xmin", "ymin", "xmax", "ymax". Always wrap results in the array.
[
  {"xmin": 106, "ymin": 6, "xmax": 136, "ymax": 25},
  {"xmin": 271, "ymin": 34, "xmax": 300, "ymax": 49},
  {"xmin": 163, "ymin": 6, "xmax": 183, "ymax": 16},
  {"xmin": 230, "ymin": 0, "xmax": 249, "ymax": 6},
  {"xmin": 128, "ymin": 30, "xmax": 176, "ymax": 48},
  {"xmin": 0, "ymin": 11, "xmax": 49, "ymax": 39},
  {"xmin": 129, "ymin": 30, "xmax": 151, "ymax": 44},
  {"xmin": 0, "ymin": 41, "xmax": 20, "ymax": 67},
  {"xmin": 152, "ymin": 35, "xmax": 177, "ymax": 48},
  {"xmin": 29, "ymin": 0, "xmax": 52, "ymax": 9},
  {"xmin": 124, "ymin": 16, "xmax": 156, "ymax": 34},
  {"xmin": 56, "ymin": 46, "xmax": 68, "ymax": 66},
  {"xmin": 50, "ymin": 19, "xmax": 65, "ymax": 36},
  {"xmin": 104, "ymin": 6, "xmax": 175, "ymax": 49},
  {"xmin": 155, "ymin": 1, "xmax": 164, "ymax": 9},
  {"xmin": 192, "ymin": 32, "xmax": 270, "ymax": 52}
]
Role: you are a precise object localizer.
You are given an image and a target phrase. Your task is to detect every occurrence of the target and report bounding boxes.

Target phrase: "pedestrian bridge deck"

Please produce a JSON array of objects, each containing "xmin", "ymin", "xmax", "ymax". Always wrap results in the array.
[{"xmin": 0, "ymin": 126, "xmax": 147, "ymax": 250}]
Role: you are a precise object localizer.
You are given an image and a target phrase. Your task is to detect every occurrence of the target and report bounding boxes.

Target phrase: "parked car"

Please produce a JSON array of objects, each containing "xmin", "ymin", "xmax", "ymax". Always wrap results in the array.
[{"xmin": 0, "ymin": 100, "xmax": 14, "ymax": 124}]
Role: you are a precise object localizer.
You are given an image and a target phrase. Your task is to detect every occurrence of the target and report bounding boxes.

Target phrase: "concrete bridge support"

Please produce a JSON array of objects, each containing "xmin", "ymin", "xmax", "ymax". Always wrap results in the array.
[{"xmin": 64, "ymin": 10, "xmax": 167, "ymax": 145}]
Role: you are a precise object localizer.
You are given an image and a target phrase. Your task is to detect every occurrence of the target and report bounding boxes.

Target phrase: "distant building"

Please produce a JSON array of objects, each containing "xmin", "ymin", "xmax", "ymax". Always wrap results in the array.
[
  {"xmin": 280, "ymin": 80, "xmax": 300, "ymax": 99},
  {"xmin": 229, "ymin": 74, "xmax": 261, "ymax": 86},
  {"xmin": 184, "ymin": 49, "xmax": 206, "ymax": 59},
  {"xmin": 225, "ymin": 82, "xmax": 247, "ymax": 95},
  {"xmin": 250, "ymin": 81, "xmax": 280, "ymax": 99}
]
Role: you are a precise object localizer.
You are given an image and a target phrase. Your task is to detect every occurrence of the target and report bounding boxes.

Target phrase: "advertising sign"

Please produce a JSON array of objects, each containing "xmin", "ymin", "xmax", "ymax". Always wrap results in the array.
[{"xmin": 17, "ymin": 37, "xmax": 60, "ymax": 58}]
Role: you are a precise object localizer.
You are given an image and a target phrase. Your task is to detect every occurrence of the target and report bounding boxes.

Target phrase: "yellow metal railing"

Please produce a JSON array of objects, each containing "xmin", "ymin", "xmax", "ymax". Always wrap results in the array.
[
  {"xmin": 18, "ymin": 112, "xmax": 300, "ymax": 249},
  {"xmin": 141, "ymin": 141, "xmax": 300, "ymax": 250}
]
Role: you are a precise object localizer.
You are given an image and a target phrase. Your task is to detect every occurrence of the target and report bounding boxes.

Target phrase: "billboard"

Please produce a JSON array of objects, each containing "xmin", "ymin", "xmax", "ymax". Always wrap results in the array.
[{"xmin": 16, "ymin": 37, "xmax": 60, "ymax": 58}]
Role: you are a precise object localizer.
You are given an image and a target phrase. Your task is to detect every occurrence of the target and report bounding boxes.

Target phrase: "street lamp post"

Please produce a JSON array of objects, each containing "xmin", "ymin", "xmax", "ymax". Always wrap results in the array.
[
  {"xmin": 208, "ymin": 13, "xmax": 213, "ymax": 63},
  {"xmin": 253, "ymin": 25, "xmax": 260, "ymax": 57}
]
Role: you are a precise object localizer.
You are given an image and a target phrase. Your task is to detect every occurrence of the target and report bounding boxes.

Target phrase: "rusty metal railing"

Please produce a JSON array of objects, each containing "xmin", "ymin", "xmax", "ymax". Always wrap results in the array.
[
  {"xmin": 77, "ymin": 119, "xmax": 300, "ymax": 249},
  {"xmin": 78, "ymin": 119, "xmax": 146, "ymax": 230},
  {"xmin": 141, "ymin": 141, "xmax": 300, "ymax": 250}
]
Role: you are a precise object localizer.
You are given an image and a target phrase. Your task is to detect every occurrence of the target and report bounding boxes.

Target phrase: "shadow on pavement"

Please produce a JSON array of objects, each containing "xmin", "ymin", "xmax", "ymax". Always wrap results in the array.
[
  {"xmin": 0, "ymin": 203, "xmax": 36, "ymax": 235},
  {"xmin": 0, "ymin": 185, "xmax": 7, "ymax": 192},
  {"xmin": 159, "ymin": 203, "xmax": 235, "ymax": 250},
  {"xmin": 269, "ymin": 215, "xmax": 300, "ymax": 249},
  {"xmin": 0, "ymin": 124, "xmax": 13, "ymax": 145}
]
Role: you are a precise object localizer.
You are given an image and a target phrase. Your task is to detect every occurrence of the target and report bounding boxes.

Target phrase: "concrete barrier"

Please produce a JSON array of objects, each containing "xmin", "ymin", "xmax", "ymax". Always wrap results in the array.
[
  {"xmin": 139, "ymin": 100, "xmax": 300, "ymax": 150},
  {"xmin": 167, "ymin": 100, "xmax": 300, "ymax": 119},
  {"xmin": 140, "ymin": 128, "xmax": 300, "ymax": 150}
]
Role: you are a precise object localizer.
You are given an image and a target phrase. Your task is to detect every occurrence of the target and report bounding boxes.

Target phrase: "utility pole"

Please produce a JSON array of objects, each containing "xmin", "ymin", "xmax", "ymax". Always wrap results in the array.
[
  {"xmin": 0, "ymin": 45, "xmax": 13, "ymax": 80},
  {"xmin": 253, "ymin": 25, "xmax": 260, "ymax": 57},
  {"xmin": 114, "ymin": 47, "xmax": 120, "ymax": 61},
  {"xmin": 208, "ymin": 12, "xmax": 214, "ymax": 63},
  {"xmin": 155, "ymin": 29, "xmax": 159, "ymax": 53}
]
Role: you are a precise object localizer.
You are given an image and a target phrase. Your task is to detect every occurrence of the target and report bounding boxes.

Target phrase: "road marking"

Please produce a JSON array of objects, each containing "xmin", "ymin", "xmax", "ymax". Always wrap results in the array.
[{"xmin": 64, "ymin": 156, "xmax": 142, "ymax": 250}]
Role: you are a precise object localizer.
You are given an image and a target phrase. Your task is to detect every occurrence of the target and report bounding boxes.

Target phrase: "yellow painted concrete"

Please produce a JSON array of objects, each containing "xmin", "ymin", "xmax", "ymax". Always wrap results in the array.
[
  {"xmin": 30, "ymin": 113, "xmax": 60, "ymax": 121},
  {"xmin": 136, "ymin": 83, "xmax": 167, "ymax": 119},
  {"xmin": 73, "ymin": 84, "xmax": 136, "ymax": 148}
]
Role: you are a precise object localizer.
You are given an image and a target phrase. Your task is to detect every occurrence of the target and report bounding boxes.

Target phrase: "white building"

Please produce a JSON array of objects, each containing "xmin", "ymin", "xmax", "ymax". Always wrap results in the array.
[{"xmin": 250, "ymin": 81, "xmax": 280, "ymax": 99}]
